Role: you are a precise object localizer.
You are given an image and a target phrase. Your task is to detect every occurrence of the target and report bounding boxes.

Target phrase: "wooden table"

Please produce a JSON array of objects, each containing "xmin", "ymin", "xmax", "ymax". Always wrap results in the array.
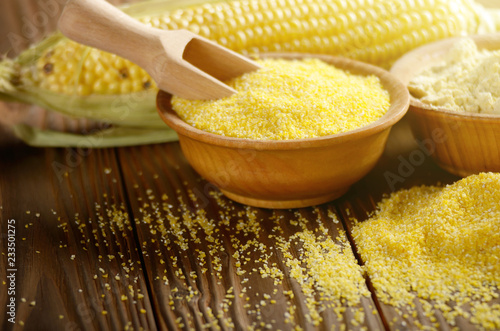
[
  {"xmin": 1, "ymin": 1, "xmax": 499, "ymax": 330},
  {"xmin": 6, "ymin": 111, "xmax": 497, "ymax": 331}
]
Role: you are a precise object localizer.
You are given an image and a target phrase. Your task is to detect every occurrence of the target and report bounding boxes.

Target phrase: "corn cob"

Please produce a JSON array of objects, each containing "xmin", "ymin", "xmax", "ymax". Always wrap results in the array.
[{"xmin": 0, "ymin": 0, "xmax": 496, "ymax": 147}]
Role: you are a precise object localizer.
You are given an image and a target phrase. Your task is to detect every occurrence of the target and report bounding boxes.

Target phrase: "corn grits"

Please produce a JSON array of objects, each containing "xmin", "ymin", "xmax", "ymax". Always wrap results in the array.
[
  {"xmin": 352, "ymin": 172, "xmax": 500, "ymax": 330},
  {"xmin": 171, "ymin": 58, "xmax": 390, "ymax": 140}
]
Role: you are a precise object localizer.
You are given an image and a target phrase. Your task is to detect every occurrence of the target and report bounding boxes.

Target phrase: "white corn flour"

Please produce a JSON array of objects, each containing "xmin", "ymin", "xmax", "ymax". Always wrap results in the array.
[{"xmin": 409, "ymin": 38, "xmax": 500, "ymax": 115}]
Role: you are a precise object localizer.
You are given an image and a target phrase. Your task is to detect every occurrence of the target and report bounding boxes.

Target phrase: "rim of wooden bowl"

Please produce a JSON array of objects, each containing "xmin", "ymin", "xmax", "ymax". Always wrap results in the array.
[
  {"xmin": 390, "ymin": 33, "xmax": 500, "ymax": 122},
  {"xmin": 157, "ymin": 53, "xmax": 410, "ymax": 150}
]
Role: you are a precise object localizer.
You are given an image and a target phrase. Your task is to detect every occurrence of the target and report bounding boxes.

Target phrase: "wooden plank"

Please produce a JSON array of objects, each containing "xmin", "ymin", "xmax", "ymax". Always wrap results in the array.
[
  {"xmin": 0, "ymin": 0, "xmax": 141, "ymax": 55},
  {"xmin": 0, "ymin": 144, "xmax": 158, "ymax": 331},
  {"xmin": 117, "ymin": 143, "xmax": 386, "ymax": 330},
  {"xmin": 1, "ymin": 115, "xmax": 498, "ymax": 330}
]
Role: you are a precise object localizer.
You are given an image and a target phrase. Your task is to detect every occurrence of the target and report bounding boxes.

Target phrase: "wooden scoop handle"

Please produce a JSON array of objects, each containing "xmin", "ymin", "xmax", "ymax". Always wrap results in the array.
[
  {"xmin": 58, "ymin": 0, "xmax": 259, "ymax": 100},
  {"xmin": 58, "ymin": 0, "xmax": 161, "ymax": 70}
]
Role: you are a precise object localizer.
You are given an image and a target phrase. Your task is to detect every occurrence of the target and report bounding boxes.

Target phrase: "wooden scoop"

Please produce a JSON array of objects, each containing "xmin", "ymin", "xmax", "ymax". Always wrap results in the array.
[{"xmin": 58, "ymin": 0, "xmax": 261, "ymax": 100}]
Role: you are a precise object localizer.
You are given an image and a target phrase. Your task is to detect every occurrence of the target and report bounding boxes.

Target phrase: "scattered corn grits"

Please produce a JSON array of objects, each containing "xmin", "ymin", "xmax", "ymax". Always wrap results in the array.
[
  {"xmin": 135, "ymin": 190, "xmax": 372, "ymax": 328},
  {"xmin": 352, "ymin": 172, "xmax": 500, "ymax": 330},
  {"xmin": 51, "ymin": 169, "xmax": 373, "ymax": 329},
  {"xmin": 409, "ymin": 38, "xmax": 500, "ymax": 114},
  {"xmin": 171, "ymin": 58, "xmax": 390, "ymax": 140},
  {"xmin": 46, "ymin": 167, "xmax": 500, "ymax": 329}
]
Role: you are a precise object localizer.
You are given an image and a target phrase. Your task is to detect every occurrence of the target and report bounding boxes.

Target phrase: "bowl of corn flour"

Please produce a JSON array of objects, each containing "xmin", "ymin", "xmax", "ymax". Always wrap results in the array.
[
  {"xmin": 391, "ymin": 33, "xmax": 500, "ymax": 177},
  {"xmin": 158, "ymin": 53, "xmax": 410, "ymax": 209}
]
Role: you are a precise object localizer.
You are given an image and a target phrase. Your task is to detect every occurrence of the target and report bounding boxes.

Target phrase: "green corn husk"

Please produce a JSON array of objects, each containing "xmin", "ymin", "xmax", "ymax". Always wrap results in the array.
[
  {"xmin": 0, "ymin": 35, "xmax": 163, "ymax": 129},
  {"xmin": 0, "ymin": 0, "xmax": 220, "ymax": 129},
  {"xmin": 13, "ymin": 124, "xmax": 178, "ymax": 148},
  {"xmin": 0, "ymin": 0, "xmax": 219, "ymax": 147}
]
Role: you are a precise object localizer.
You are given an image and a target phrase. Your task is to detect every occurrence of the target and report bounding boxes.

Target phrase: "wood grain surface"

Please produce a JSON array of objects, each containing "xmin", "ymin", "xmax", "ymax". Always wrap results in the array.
[{"xmin": 2, "ymin": 115, "xmax": 499, "ymax": 330}]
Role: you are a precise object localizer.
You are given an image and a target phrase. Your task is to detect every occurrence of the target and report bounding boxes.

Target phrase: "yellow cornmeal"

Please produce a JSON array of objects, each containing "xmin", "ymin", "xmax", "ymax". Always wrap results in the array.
[
  {"xmin": 352, "ymin": 173, "xmax": 500, "ymax": 330},
  {"xmin": 171, "ymin": 58, "xmax": 390, "ymax": 140}
]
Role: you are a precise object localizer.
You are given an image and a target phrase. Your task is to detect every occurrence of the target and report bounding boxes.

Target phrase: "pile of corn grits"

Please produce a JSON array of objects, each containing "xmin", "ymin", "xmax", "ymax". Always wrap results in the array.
[
  {"xmin": 171, "ymin": 58, "xmax": 390, "ymax": 140},
  {"xmin": 352, "ymin": 172, "xmax": 500, "ymax": 330}
]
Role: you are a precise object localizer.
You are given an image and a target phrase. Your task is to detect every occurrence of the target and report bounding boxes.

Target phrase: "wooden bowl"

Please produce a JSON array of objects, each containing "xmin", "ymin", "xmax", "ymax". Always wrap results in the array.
[
  {"xmin": 157, "ymin": 53, "xmax": 409, "ymax": 209},
  {"xmin": 390, "ymin": 34, "xmax": 500, "ymax": 177}
]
